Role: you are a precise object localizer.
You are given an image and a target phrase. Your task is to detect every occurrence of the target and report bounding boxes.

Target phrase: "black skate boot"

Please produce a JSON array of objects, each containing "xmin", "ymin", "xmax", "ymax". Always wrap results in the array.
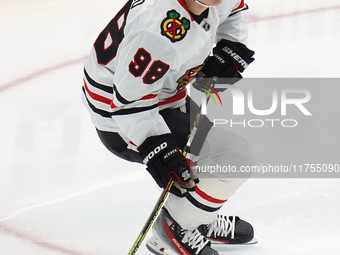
[
  {"xmin": 198, "ymin": 215, "xmax": 256, "ymax": 245},
  {"xmin": 146, "ymin": 207, "xmax": 219, "ymax": 255}
]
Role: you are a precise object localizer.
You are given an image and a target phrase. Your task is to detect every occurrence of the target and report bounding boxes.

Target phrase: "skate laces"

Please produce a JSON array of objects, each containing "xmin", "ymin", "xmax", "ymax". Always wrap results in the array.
[
  {"xmin": 181, "ymin": 228, "xmax": 209, "ymax": 254},
  {"xmin": 207, "ymin": 215, "xmax": 236, "ymax": 240}
]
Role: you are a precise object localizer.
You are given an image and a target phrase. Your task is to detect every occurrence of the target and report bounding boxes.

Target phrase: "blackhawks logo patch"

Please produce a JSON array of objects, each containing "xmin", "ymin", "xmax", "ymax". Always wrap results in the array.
[{"xmin": 161, "ymin": 10, "xmax": 190, "ymax": 43}]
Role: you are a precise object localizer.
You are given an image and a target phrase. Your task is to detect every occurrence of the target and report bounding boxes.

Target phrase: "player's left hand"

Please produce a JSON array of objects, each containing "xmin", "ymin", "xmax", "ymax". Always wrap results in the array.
[{"xmin": 200, "ymin": 39, "xmax": 255, "ymax": 81}]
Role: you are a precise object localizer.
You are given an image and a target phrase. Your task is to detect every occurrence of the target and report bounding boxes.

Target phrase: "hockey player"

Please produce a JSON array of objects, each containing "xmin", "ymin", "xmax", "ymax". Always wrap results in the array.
[{"xmin": 82, "ymin": 0, "xmax": 256, "ymax": 254}]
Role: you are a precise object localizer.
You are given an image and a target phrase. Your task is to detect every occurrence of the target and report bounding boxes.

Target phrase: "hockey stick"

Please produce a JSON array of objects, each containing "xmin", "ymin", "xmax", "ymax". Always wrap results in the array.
[{"xmin": 127, "ymin": 77, "xmax": 217, "ymax": 255}]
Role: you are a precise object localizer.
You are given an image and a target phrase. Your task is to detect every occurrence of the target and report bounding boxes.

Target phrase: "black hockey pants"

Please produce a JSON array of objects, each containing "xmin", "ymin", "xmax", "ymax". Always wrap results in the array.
[{"xmin": 96, "ymin": 97, "xmax": 213, "ymax": 164}]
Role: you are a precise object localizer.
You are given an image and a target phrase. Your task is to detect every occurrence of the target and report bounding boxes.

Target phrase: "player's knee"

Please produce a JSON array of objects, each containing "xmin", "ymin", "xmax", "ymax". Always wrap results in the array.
[
  {"xmin": 211, "ymin": 128, "xmax": 255, "ymax": 163},
  {"xmin": 231, "ymin": 131, "xmax": 255, "ymax": 168},
  {"xmin": 203, "ymin": 127, "xmax": 255, "ymax": 178}
]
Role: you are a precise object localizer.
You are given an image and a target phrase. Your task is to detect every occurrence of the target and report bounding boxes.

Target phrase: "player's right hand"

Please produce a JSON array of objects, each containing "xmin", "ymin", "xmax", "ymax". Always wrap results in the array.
[{"xmin": 138, "ymin": 134, "xmax": 196, "ymax": 197}]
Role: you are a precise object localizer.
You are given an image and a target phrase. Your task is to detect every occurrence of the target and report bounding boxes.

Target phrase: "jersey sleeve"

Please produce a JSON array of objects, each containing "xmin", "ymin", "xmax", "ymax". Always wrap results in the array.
[
  {"xmin": 111, "ymin": 28, "xmax": 180, "ymax": 146},
  {"xmin": 216, "ymin": 0, "xmax": 250, "ymax": 44}
]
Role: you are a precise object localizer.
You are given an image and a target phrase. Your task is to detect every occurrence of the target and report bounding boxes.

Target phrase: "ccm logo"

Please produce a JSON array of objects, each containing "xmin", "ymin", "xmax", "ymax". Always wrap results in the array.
[{"xmin": 143, "ymin": 142, "xmax": 167, "ymax": 164}]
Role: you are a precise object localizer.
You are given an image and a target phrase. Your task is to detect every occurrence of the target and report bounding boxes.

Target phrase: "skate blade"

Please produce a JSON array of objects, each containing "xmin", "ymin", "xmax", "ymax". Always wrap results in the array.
[
  {"xmin": 146, "ymin": 233, "xmax": 177, "ymax": 255},
  {"xmin": 210, "ymin": 236, "xmax": 258, "ymax": 245}
]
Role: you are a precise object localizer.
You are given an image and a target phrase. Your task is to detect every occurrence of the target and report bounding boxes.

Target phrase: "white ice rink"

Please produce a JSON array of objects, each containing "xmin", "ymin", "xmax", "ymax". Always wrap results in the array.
[{"xmin": 0, "ymin": 0, "xmax": 340, "ymax": 254}]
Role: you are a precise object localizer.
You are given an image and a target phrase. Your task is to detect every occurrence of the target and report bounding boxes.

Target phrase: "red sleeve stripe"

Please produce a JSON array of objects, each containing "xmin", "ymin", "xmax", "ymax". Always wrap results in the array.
[
  {"xmin": 140, "ymin": 94, "xmax": 158, "ymax": 100},
  {"xmin": 195, "ymin": 185, "xmax": 228, "ymax": 204},
  {"xmin": 110, "ymin": 101, "xmax": 117, "ymax": 109},
  {"xmin": 83, "ymin": 79, "xmax": 112, "ymax": 105},
  {"xmin": 232, "ymin": 0, "xmax": 245, "ymax": 12},
  {"xmin": 129, "ymin": 141, "xmax": 137, "ymax": 147},
  {"xmin": 158, "ymin": 90, "xmax": 186, "ymax": 106},
  {"xmin": 111, "ymin": 93, "xmax": 158, "ymax": 109}
]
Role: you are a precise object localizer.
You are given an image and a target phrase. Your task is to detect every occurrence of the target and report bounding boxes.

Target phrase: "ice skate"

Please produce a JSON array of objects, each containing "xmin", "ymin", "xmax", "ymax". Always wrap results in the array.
[
  {"xmin": 198, "ymin": 215, "xmax": 257, "ymax": 245},
  {"xmin": 146, "ymin": 207, "xmax": 219, "ymax": 255}
]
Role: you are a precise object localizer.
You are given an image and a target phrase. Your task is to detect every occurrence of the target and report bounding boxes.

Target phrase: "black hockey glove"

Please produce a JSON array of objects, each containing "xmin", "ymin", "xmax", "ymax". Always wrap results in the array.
[
  {"xmin": 200, "ymin": 39, "xmax": 255, "ymax": 85},
  {"xmin": 138, "ymin": 134, "xmax": 196, "ymax": 197}
]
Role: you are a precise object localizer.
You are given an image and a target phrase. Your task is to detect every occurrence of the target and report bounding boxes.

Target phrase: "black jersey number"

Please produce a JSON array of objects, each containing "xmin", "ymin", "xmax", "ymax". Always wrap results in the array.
[
  {"xmin": 93, "ymin": 1, "xmax": 131, "ymax": 65},
  {"xmin": 129, "ymin": 48, "xmax": 170, "ymax": 85}
]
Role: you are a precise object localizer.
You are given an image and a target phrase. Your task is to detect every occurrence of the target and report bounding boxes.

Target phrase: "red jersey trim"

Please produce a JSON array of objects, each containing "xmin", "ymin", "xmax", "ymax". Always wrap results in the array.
[
  {"xmin": 177, "ymin": 0, "xmax": 194, "ymax": 21},
  {"xmin": 195, "ymin": 185, "xmax": 228, "ymax": 204},
  {"xmin": 110, "ymin": 101, "xmax": 117, "ymax": 109},
  {"xmin": 158, "ymin": 90, "xmax": 186, "ymax": 106},
  {"xmin": 232, "ymin": 0, "xmax": 245, "ymax": 12},
  {"xmin": 129, "ymin": 141, "xmax": 137, "ymax": 147},
  {"xmin": 110, "ymin": 93, "xmax": 158, "ymax": 109},
  {"xmin": 84, "ymin": 79, "xmax": 112, "ymax": 105},
  {"xmin": 140, "ymin": 94, "xmax": 158, "ymax": 100}
]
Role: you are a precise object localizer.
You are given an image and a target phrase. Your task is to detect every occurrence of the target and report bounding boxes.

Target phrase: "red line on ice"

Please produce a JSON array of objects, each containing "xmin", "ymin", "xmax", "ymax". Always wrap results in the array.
[
  {"xmin": 0, "ymin": 56, "xmax": 87, "ymax": 93},
  {"xmin": 0, "ymin": 223, "xmax": 94, "ymax": 255},
  {"xmin": 249, "ymin": 5, "xmax": 340, "ymax": 23},
  {"xmin": 1, "ymin": 6, "xmax": 339, "ymax": 94}
]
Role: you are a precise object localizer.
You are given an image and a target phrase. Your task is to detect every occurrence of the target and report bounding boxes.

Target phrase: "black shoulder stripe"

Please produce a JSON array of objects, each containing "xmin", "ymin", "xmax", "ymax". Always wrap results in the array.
[
  {"xmin": 82, "ymin": 88, "xmax": 112, "ymax": 118},
  {"xmin": 186, "ymin": 193, "xmax": 221, "ymax": 212},
  {"xmin": 228, "ymin": 4, "xmax": 249, "ymax": 17},
  {"xmin": 112, "ymin": 104, "xmax": 158, "ymax": 116},
  {"xmin": 84, "ymin": 68, "xmax": 113, "ymax": 94},
  {"xmin": 131, "ymin": 0, "xmax": 144, "ymax": 9},
  {"xmin": 84, "ymin": 68, "xmax": 140, "ymax": 106},
  {"xmin": 113, "ymin": 85, "xmax": 135, "ymax": 105}
]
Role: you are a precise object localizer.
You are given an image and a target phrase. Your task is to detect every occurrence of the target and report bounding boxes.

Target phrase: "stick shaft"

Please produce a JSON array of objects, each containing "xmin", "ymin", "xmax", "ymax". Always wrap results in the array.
[
  {"xmin": 127, "ymin": 83, "xmax": 213, "ymax": 255},
  {"xmin": 127, "ymin": 179, "xmax": 173, "ymax": 255}
]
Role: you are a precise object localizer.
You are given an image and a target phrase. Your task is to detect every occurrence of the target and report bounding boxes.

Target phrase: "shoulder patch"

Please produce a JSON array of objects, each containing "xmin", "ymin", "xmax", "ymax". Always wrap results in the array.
[
  {"xmin": 160, "ymin": 10, "xmax": 190, "ymax": 43},
  {"xmin": 177, "ymin": 64, "xmax": 204, "ymax": 91}
]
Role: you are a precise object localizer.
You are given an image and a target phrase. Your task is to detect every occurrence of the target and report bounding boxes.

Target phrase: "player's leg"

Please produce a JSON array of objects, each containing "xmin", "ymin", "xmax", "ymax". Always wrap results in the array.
[
  {"xmin": 146, "ymin": 102, "xmax": 223, "ymax": 254},
  {"xmin": 147, "ymin": 101, "xmax": 255, "ymax": 254},
  {"xmin": 165, "ymin": 126, "xmax": 255, "ymax": 244},
  {"xmin": 95, "ymin": 108, "xmax": 220, "ymax": 254}
]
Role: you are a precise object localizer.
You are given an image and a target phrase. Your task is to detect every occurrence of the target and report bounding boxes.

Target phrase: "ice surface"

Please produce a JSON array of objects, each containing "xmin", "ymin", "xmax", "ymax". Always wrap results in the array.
[{"xmin": 0, "ymin": 0, "xmax": 339, "ymax": 254}]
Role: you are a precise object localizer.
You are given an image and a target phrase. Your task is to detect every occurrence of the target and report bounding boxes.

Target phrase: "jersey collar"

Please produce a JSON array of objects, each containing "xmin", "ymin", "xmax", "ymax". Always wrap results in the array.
[{"xmin": 177, "ymin": 0, "xmax": 195, "ymax": 21}]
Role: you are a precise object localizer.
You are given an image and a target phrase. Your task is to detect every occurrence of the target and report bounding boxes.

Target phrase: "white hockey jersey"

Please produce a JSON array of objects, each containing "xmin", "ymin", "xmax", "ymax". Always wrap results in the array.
[{"xmin": 82, "ymin": 0, "xmax": 249, "ymax": 146}]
